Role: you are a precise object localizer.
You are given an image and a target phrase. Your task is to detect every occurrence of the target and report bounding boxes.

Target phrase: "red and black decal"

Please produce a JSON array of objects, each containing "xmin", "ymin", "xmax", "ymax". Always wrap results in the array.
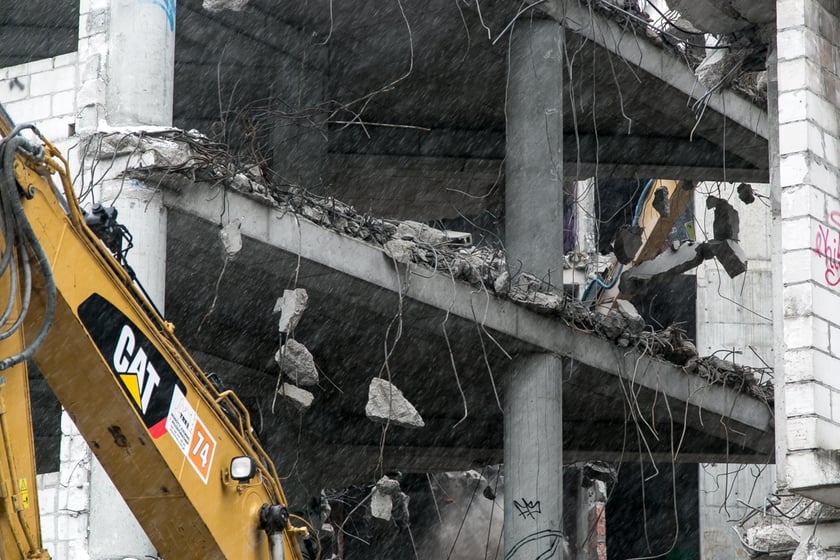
[{"xmin": 78, "ymin": 294, "xmax": 185, "ymax": 438}]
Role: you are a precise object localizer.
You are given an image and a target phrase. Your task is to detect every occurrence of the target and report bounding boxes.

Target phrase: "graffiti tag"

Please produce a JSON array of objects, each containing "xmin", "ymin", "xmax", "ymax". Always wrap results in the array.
[
  {"xmin": 504, "ymin": 529, "xmax": 565, "ymax": 560},
  {"xmin": 513, "ymin": 498, "xmax": 542, "ymax": 519},
  {"xmin": 813, "ymin": 211, "xmax": 840, "ymax": 287},
  {"xmin": 143, "ymin": 0, "xmax": 176, "ymax": 32}
]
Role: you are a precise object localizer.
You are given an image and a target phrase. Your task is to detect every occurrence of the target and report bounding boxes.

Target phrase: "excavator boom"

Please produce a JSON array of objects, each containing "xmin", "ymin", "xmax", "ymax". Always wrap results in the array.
[{"xmin": 0, "ymin": 106, "xmax": 304, "ymax": 558}]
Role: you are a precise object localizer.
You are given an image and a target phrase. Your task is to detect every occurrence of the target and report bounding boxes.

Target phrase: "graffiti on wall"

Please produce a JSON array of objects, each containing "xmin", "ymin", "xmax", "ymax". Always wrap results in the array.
[
  {"xmin": 143, "ymin": 0, "xmax": 176, "ymax": 31},
  {"xmin": 814, "ymin": 211, "xmax": 840, "ymax": 286}
]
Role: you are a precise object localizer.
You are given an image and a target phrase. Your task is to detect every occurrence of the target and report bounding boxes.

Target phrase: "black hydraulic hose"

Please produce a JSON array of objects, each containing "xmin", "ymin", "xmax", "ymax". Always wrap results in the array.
[
  {"xmin": 0, "ymin": 136, "xmax": 56, "ymax": 370},
  {"xmin": 0, "ymin": 236, "xmax": 33, "ymax": 340},
  {"xmin": 0, "ymin": 248, "xmax": 21, "ymax": 328}
]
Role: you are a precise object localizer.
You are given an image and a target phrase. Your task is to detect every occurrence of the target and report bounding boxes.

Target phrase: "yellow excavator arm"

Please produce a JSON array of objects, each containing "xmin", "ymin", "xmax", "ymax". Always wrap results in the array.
[{"xmin": 0, "ymin": 106, "xmax": 306, "ymax": 558}]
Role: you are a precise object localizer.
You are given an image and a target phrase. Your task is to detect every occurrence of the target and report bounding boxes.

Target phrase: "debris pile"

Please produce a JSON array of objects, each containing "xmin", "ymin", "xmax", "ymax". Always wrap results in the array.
[{"xmin": 118, "ymin": 130, "xmax": 773, "ymax": 404}]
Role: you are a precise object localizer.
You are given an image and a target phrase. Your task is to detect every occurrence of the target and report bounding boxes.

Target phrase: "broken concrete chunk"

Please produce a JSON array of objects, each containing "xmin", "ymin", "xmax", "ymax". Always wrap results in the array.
[
  {"xmin": 202, "ymin": 0, "xmax": 250, "ymax": 12},
  {"xmin": 274, "ymin": 289, "xmax": 309, "ymax": 335},
  {"xmin": 383, "ymin": 239, "xmax": 416, "ymax": 264},
  {"xmin": 278, "ymin": 382, "xmax": 314, "ymax": 411},
  {"xmin": 612, "ymin": 225, "xmax": 643, "ymax": 264},
  {"xmin": 365, "ymin": 378, "xmax": 424, "ymax": 429},
  {"xmin": 219, "ymin": 220, "xmax": 242, "ymax": 256},
  {"xmin": 493, "ymin": 270, "xmax": 510, "ymax": 295},
  {"xmin": 707, "ymin": 196, "xmax": 740, "ymax": 241},
  {"xmin": 615, "ymin": 300, "xmax": 645, "ymax": 334},
  {"xmin": 370, "ymin": 490, "xmax": 393, "ymax": 520},
  {"xmin": 706, "ymin": 239, "xmax": 748, "ymax": 278},
  {"xmin": 370, "ymin": 476, "xmax": 410, "ymax": 525},
  {"xmin": 619, "ymin": 242, "xmax": 705, "ymax": 296},
  {"xmin": 396, "ymin": 221, "xmax": 448, "ymax": 246},
  {"xmin": 275, "ymin": 339, "xmax": 319, "ymax": 386}
]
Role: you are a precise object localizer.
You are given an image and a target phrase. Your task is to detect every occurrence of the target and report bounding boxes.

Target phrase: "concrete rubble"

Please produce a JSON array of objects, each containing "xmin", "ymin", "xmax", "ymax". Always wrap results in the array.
[
  {"xmin": 219, "ymin": 219, "xmax": 242, "ymax": 256},
  {"xmin": 120, "ymin": 129, "xmax": 775, "ymax": 404},
  {"xmin": 370, "ymin": 475, "xmax": 406, "ymax": 522},
  {"xmin": 365, "ymin": 378, "xmax": 425, "ymax": 429},
  {"xmin": 275, "ymin": 339, "xmax": 319, "ymax": 387},
  {"xmin": 277, "ymin": 382, "xmax": 315, "ymax": 411},
  {"xmin": 275, "ymin": 288, "xmax": 309, "ymax": 336},
  {"xmin": 202, "ymin": 0, "xmax": 250, "ymax": 13}
]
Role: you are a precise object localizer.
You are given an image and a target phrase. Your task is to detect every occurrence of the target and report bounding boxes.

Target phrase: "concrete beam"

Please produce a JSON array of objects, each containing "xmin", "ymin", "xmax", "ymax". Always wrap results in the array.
[
  {"xmin": 162, "ymin": 185, "xmax": 774, "ymax": 445},
  {"xmin": 331, "ymin": 128, "xmax": 767, "ymax": 181},
  {"xmin": 542, "ymin": 1, "xmax": 768, "ymax": 141}
]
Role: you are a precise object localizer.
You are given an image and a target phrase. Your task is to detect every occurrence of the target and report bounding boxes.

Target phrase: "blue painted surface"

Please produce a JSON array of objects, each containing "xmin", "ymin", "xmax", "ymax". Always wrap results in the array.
[{"xmin": 143, "ymin": 0, "xmax": 176, "ymax": 31}]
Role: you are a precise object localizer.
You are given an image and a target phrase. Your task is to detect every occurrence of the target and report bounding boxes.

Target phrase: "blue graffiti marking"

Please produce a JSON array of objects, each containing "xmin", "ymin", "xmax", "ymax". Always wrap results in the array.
[{"xmin": 143, "ymin": 0, "xmax": 176, "ymax": 31}]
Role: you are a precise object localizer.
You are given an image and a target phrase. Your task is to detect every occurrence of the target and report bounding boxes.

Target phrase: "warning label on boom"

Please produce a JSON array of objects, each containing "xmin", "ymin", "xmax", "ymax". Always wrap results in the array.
[{"xmin": 167, "ymin": 386, "xmax": 216, "ymax": 484}]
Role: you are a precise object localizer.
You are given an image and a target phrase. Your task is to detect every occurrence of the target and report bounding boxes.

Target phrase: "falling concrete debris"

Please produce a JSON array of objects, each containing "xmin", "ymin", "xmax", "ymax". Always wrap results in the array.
[
  {"xmin": 365, "ymin": 378, "xmax": 424, "ymax": 429},
  {"xmin": 370, "ymin": 476, "xmax": 402, "ymax": 521},
  {"xmin": 202, "ymin": 0, "xmax": 250, "ymax": 12},
  {"xmin": 274, "ymin": 288, "xmax": 309, "ymax": 335},
  {"xmin": 612, "ymin": 224, "xmax": 643, "ymax": 264},
  {"xmin": 275, "ymin": 339, "xmax": 319, "ymax": 387},
  {"xmin": 219, "ymin": 219, "xmax": 242, "ymax": 256},
  {"xmin": 277, "ymin": 382, "xmax": 314, "ymax": 411}
]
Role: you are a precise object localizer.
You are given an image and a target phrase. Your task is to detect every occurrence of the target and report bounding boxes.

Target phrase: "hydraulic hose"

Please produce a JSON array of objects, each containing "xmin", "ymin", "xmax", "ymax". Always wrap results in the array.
[{"xmin": 0, "ymin": 135, "xmax": 57, "ymax": 370}]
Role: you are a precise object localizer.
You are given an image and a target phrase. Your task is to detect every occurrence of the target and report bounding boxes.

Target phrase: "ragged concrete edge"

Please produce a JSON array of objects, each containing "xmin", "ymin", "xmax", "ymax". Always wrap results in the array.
[{"xmin": 110, "ymin": 131, "xmax": 773, "ymax": 440}]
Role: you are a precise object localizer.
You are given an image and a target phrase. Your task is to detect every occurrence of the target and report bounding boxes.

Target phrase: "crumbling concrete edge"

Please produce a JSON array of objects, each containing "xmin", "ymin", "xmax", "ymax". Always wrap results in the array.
[{"xmin": 163, "ymin": 184, "xmax": 774, "ymax": 450}]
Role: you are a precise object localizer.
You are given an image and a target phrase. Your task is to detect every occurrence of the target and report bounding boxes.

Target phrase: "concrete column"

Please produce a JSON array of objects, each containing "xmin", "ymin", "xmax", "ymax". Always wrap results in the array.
[
  {"xmin": 105, "ymin": 0, "xmax": 176, "ymax": 126},
  {"xmin": 504, "ymin": 353, "xmax": 564, "ymax": 559},
  {"xmin": 504, "ymin": 17, "xmax": 565, "ymax": 560},
  {"xmin": 63, "ymin": 1, "xmax": 176, "ymax": 557},
  {"xmin": 505, "ymin": 19, "xmax": 564, "ymax": 282}
]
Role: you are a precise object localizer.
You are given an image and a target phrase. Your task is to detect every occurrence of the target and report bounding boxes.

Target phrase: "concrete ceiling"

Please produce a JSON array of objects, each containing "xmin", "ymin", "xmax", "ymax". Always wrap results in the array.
[
  {"xmin": 0, "ymin": 0, "xmax": 770, "ymax": 222},
  {"xmin": 170, "ymin": 0, "xmax": 769, "ymax": 222}
]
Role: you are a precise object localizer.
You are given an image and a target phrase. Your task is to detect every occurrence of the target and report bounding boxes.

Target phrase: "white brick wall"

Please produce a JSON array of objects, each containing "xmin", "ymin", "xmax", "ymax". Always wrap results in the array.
[
  {"xmin": 776, "ymin": 0, "xmax": 840, "ymax": 501},
  {"xmin": 695, "ymin": 182, "xmax": 777, "ymax": 560},
  {"xmin": 0, "ymin": 52, "xmax": 79, "ymax": 141}
]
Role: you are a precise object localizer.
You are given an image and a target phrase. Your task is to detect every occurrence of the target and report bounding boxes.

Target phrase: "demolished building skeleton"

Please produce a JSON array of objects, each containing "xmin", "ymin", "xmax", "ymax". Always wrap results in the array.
[{"xmin": 1, "ymin": 0, "xmax": 829, "ymax": 557}]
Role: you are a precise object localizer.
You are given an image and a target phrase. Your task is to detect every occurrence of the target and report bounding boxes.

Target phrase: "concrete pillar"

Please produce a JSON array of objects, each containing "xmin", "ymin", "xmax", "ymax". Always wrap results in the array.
[
  {"xmin": 504, "ymin": 17, "xmax": 565, "ymax": 560},
  {"xmin": 504, "ymin": 354, "xmax": 564, "ymax": 559},
  {"xmin": 105, "ymin": 0, "xmax": 176, "ymax": 126},
  {"xmin": 63, "ymin": 1, "xmax": 176, "ymax": 557},
  {"xmin": 505, "ymin": 19, "xmax": 564, "ymax": 282}
]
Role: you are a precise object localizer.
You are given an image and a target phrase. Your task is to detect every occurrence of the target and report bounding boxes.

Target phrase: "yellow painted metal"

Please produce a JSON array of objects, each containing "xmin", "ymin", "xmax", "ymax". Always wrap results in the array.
[
  {"xmin": 0, "ymin": 266, "xmax": 50, "ymax": 560},
  {"xmin": 596, "ymin": 179, "xmax": 695, "ymax": 306},
  {"xmin": 0, "ymin": 111, "xmax": 303, "ymax": 557},
  {"xmin": 631, "ymin": 179, "xmax": 695, "ymax": 266}
]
